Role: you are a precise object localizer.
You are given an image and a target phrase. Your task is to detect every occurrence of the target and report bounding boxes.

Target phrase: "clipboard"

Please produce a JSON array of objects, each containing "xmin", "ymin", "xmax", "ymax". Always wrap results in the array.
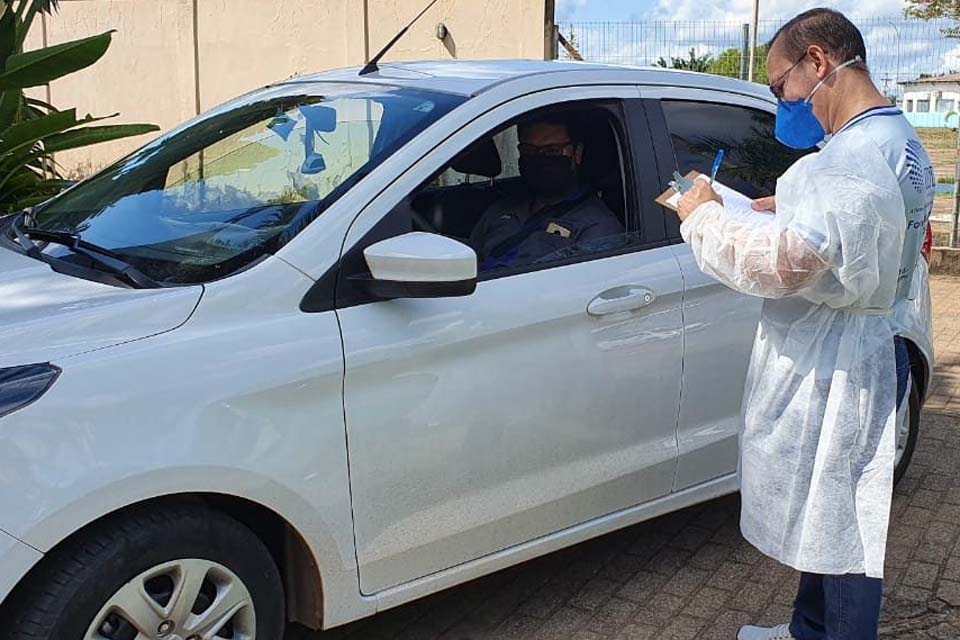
[
  {"xmin": 655, "ymin": 170, "xmax": 702, "ymax": 213},
  {"xmin": 655, "ymin": 170, "xmax": 776, "ymax": 222}
]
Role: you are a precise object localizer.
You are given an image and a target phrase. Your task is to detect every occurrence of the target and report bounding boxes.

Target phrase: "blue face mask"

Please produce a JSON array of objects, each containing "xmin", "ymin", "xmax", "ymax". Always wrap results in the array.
[{"xmin": 775, "ymin": 56, "xmax": 862, "ymax": 150}]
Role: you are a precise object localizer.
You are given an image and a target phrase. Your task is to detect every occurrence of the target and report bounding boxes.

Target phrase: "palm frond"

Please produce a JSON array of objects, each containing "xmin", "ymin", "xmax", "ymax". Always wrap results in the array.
[{"xmin": 32, "ymin": 0, "xmax": 60, "ymax": 15}]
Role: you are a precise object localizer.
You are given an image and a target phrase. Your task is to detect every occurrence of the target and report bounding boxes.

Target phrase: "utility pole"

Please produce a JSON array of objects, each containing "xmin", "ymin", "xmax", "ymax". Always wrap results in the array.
[
  {"xmin": 748, "ymin": 0, "xmax": 759, "ymax": 82},
  {"xmin": 545, "ymin": 0, "xmax": 557, "ymax": 60},
  {"xmin": 740, "ymin": 23, "xmax": 749, "ymax": 81},
  {"xmin": 362, "ymin": 0, "xmax": 370, "ymax": 63},
  {"xmin": 952, "ymin": 111, "xmax": 960, "ymax": 247}
]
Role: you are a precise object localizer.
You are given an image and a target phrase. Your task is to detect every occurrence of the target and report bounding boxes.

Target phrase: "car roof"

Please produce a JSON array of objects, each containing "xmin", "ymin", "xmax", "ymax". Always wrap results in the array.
[{"xmin": 278, "ymin": 59, "xmax": 774, "ymax": 103}]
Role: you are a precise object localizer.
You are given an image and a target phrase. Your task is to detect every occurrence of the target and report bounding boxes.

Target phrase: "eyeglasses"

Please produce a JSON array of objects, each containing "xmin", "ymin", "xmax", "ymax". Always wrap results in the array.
[
  {"xmin": 517, "ymin": 141, "xmax": 574, "ymax": 158},
  {"xmin": 769, "ymin": 54, "xmax": 808, "ymax": 100}
]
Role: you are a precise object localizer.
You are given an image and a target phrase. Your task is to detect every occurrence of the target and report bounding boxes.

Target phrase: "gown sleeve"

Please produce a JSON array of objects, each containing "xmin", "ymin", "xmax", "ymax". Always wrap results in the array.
[{"xmin": 680, "ymin": 172, "xmax": 897, "ymax": 302}]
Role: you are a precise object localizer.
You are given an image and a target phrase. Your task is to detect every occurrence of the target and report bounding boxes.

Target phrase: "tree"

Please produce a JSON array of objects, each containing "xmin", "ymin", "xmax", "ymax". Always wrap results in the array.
[
  {"xmin": 707, "ymin": 45, "xmax": 769, "ymax": 83},
  {"xmin": 655, "ymin": 48, "xmax": 714, "ymax": 73},
  {"xmin": 905, "ymin": 0, "xmax": 960, "ymax": 21},
  {"xmin": 0, "ymin": 0, "xmax": 159, "ymax": 212},
  {"xmin": 905, "ymin": 0, "xmax": 960, "ymax": 38}
]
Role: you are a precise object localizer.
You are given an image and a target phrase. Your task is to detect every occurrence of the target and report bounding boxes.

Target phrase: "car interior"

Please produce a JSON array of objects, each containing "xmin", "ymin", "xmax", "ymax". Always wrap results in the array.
[{"xmin": 408, "ymin": 107, "xmax": 633, "ymax": 248}]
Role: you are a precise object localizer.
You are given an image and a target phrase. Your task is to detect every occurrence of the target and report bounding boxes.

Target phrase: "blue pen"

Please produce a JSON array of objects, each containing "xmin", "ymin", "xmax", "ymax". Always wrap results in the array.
[{"xmin": 709, "ymin": 149, "xmax": 725, "ymax": 186}]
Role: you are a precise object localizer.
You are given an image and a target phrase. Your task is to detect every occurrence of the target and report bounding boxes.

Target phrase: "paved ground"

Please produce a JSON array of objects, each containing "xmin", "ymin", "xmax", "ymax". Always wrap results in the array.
[{"xmin": 296, "ymin": 275, "xmax": 960, "ymax": 640}]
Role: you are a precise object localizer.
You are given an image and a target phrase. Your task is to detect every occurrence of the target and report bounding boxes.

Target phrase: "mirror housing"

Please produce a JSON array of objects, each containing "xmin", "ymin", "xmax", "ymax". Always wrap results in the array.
[{"xmin": 355, "ymin": 232, "xmax": 478, "ymax": 300}]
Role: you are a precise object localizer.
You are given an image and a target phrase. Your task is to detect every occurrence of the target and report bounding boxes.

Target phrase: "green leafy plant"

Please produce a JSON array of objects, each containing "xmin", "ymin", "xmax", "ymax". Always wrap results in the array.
[
  {"xmin": 905, "ymin": 0, "xmax": 960, "ymax": 37},
  {"xmin": 655, "ymin": 48, "xmax": 714, "ymax": 73},
  {"xmin": 905, "ymin": 0, "xmax": 960, "ymax": 21},
  {"xmin": 0, "ymin": 0, "xmax": 159, "ymax": 212},
  {"xmin": 706, "ymin": 45, "xmax": 769, "ymax": 83}
]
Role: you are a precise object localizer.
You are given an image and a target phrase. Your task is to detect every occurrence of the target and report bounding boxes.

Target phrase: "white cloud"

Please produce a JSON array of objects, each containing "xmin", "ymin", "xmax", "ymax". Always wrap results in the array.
[
  {"xmin": 565, "ymin": 2, "xmax": 954, "ymax": 95},
  {"xmin": 556, "ymin": 0, "xmax": 589, "ymax": 21},
  {"xmin": 651, "ymin": 0, "xmax": 909, "ymax": 21},
  {"xmin": 561, "ymin": 0, "xmax": 956, "ymax": 96},
  {"xmin": 944, "ymin": 44, "xmax": 960, "ymax": 71}
]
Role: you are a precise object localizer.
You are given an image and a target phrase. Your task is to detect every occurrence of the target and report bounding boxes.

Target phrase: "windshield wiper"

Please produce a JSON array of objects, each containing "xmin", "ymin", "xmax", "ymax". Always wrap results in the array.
[
  {"xmin": 8, "ymin": 212, "xmax": 42, "ymax": 259},
  {"xmin": 11, "ymin": 214, "xmax": 162, "ymax": 288}
]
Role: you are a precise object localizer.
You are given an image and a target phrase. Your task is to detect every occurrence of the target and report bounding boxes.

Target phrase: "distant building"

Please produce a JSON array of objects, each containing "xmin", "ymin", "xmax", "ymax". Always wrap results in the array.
[{"xmin": 899, "ymin": 74, "xmax": 960, "ymax": 127}]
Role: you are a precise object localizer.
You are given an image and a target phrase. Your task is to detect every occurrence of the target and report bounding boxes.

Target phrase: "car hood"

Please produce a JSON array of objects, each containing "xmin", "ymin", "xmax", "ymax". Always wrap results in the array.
[{"xmin": 0, "ymin": 247, "xmax": 202, "ymax": 368}]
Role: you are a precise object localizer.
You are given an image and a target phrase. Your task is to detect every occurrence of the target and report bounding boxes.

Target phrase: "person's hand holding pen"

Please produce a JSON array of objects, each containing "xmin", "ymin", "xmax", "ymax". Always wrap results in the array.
[
  {"xmin": 677, "ymin": 148, "xmax": 725, "ymax": 222},
  {"xmin": 677, "ymin": 180, "xmax": 722, "ymax": 221}
]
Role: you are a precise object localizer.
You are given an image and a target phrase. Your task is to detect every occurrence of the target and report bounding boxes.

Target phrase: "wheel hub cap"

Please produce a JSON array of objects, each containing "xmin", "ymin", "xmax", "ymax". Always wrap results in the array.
[{"xmin": 85, "ymin": 558, "xmax": 256, "ymax": 640}]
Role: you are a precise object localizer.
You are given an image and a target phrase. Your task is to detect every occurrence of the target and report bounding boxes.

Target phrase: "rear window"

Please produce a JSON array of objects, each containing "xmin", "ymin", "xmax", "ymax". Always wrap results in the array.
[{"xmin": 661, "ymin": 100, "xmax": 810, "ymax": 199}]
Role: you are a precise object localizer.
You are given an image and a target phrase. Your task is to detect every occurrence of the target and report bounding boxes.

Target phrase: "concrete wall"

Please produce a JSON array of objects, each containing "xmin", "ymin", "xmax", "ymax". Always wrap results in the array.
[
  {"xmin": 904, "ymin": 112, "xmax": 959, "ymax": 129},
  {"xmin": 903, "ymin": 84, "xmax": 960, "ymax": 115},
  {"xmin": 38, "ymin": 0, "xmax": 554, "ymax": 175}
]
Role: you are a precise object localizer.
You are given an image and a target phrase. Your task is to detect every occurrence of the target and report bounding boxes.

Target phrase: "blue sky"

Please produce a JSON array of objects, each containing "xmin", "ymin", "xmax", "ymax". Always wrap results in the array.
[
  {"xmin": 555, "ymin": 0, "xmax": 911, "ymax": 22},
  {"xmin": 554, "ymin": 0, "xmax": 958, "ymax": 92}
]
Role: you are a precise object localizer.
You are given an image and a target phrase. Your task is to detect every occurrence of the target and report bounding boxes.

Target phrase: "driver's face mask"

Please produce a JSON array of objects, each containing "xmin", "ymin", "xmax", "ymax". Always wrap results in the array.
[
  {"xmin": 775, "ymin": 55, "xmax": 863, "ymax": 150},
  {"xmin": 519, "ymin": 155, "xmax": 578, "ymax": 197}
]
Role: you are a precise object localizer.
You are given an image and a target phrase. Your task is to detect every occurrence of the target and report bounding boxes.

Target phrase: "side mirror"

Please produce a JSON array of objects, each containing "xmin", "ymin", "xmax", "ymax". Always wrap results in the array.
[{"xmin": 355, "ymin": 232, "xmax": 478, "ymax": 299}]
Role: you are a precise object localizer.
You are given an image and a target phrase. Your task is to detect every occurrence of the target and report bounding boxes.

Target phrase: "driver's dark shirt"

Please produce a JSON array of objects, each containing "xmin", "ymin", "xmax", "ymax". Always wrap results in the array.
[{"xmin": 469, "ymin": 191, "xmax": 623, "ymax": 271}]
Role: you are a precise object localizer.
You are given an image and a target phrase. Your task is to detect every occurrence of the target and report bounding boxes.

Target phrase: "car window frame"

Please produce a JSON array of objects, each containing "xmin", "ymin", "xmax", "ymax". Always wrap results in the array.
[
  {"xmin": 301, "ymin": 85, "xmax": 668, "ymax": 313},
  {"xmin": 443, "ymin": 98, "xmax": 641, "ymax": 281},
  {"xmin": 638, "ymin": 87, "xmax": 782, "ymax": 244},
  {"xmin": 407, "ymin": 102, "xmax": 633, "ymax": 244}
]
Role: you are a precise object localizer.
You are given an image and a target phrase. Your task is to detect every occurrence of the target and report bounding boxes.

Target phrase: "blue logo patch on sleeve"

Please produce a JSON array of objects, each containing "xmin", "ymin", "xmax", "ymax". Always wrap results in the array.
[{"xmin": 905, "ymin": 139, "xmax": 935, "ymax": 193}]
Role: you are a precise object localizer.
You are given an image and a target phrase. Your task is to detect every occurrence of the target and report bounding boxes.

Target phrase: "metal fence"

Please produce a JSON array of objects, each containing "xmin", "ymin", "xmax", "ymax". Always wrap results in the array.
[{"xmin": 557, "ymin": 16, "xmax": 959, "ymax": 99}]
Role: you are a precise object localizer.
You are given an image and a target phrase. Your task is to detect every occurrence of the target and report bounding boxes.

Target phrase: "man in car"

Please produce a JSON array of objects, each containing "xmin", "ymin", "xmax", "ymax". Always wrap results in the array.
[{"xmin": 470, "ymin": 116, "xmax": 624, "ymax": 271}]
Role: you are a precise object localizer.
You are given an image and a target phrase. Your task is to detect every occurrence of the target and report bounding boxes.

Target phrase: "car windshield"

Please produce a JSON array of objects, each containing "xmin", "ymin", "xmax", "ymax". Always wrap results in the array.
[{"xmin": 26, "ymin": 83, "xmax": 464, "ymax": 285}]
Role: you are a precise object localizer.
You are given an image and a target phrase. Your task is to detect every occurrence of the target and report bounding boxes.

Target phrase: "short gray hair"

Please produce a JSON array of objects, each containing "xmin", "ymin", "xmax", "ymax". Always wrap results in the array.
[{"xmin": 768, "ymin": 8, "xmax": 868, "ymax": 73}]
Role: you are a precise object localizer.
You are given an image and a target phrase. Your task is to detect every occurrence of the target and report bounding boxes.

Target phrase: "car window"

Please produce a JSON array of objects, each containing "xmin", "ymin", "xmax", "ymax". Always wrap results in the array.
[
  {"xmin": 433, "ymin": 127, "xmax": 521, "ymax": 188},
  {"xmin": 28, "ymin": 84, "xmax": 463, "ymax": 285},
  {"xmin": 162, "ymin": 100, "xmax": 387, "ymax": 209},
  {"xmin": 661, "ymin": 100, "xmax": 810, "ymax": 199},
  {"xmin": 403, "ymin": 103, "xmax": 643, "ymax": 279}
]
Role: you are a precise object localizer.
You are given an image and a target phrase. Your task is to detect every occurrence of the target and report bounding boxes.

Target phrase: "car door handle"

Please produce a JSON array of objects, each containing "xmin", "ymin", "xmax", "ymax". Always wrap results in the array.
[{"xmin": 587, "ymin": 286, "xmax": 657, "ymax": 317}]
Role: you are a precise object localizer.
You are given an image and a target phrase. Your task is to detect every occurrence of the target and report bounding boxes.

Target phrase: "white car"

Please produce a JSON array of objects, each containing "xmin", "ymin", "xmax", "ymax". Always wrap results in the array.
[{"xmin": 0, "ymin": 61, "xmax": 932, "ymax": 639}]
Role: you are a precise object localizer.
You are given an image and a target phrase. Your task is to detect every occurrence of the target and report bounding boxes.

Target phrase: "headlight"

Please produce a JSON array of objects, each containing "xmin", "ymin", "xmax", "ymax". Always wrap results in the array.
[{"xmin": 0, "ymin": 363, "xmax": 61, "ymax": 418}]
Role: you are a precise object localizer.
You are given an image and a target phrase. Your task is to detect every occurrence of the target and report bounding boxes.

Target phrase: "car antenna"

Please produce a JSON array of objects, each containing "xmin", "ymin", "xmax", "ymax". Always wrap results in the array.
[{"xmin": 359, "ymin": 0, "xmax": 439, "ymax": 76}]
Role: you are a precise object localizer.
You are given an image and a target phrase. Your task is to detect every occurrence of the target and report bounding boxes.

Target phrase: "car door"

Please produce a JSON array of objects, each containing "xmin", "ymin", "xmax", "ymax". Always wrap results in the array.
[
  {"xmin": 641, "ymin": 89, "xmax": 811, "ymax": 491},
  {"xmin": 335, "ymin": 88, "xmax": 685, "ymax": 595}
]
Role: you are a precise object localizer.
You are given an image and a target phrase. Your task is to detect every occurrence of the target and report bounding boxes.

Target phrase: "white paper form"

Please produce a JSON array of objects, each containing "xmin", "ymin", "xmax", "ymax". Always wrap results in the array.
[{"xmin": 666, "ymin": 174, "xmax": 776, "ymax": 225}]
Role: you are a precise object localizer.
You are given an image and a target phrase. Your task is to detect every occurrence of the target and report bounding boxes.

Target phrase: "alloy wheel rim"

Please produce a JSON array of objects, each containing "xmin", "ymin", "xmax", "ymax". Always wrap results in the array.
[{"xmin": 84, "ymin": 558, "xmax": 256, "ymax": 640}]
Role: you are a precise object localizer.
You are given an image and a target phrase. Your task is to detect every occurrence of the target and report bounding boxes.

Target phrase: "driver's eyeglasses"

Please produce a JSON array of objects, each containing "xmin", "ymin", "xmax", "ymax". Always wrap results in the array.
[
  {"xmin": 518, "ymin": 142, "xmax": 573, "ymax": 158},
  {"xmin": 769, "ymin": 54, "xmax": 807, "ymax": 100}
]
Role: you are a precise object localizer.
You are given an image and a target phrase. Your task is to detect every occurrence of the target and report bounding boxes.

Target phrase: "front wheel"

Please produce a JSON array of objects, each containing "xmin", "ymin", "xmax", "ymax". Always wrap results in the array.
[{"xmin": 0, "ymin": 504, "xmax": 284, "ymax": 640}]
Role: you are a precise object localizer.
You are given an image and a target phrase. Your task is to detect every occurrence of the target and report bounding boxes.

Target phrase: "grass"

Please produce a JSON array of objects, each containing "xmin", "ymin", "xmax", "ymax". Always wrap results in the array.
[
  {"xmin": 932, "ymin": 220, "xmax": 954, "ymax": 246},
  {"xmin": 918, "ymin": 130, "xmax": 960, "ymax": 233},
  {"xmin": 918, "ymin": 128, "xmax": 957, "ymax": 184}
]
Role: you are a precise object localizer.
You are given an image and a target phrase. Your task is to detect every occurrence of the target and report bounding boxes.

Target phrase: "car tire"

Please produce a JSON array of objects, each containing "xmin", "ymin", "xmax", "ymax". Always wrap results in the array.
[
  {"xmin": 0, "ymin": 503, "xmax": 284, "ymax": 640},
  {"xmin": 894, "ymin": 375, "xmax": 921, "ymax": 487}
]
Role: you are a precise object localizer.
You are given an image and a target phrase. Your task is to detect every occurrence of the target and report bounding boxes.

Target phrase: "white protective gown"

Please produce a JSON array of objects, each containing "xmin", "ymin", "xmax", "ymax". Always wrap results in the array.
[{"xmin": 680, "ymin": 123, "xmax": 925, "ymax": 578}]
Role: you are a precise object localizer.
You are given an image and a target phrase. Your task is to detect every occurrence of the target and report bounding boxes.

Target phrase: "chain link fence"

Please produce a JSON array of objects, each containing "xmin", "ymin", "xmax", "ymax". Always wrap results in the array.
[
  {"xmin": 557, "ymin": 16, "xmax": 959, "ymax": 100},
  {"xmin": 556, "ymin": 15, "xmax": 960, "ymax": 241}
]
